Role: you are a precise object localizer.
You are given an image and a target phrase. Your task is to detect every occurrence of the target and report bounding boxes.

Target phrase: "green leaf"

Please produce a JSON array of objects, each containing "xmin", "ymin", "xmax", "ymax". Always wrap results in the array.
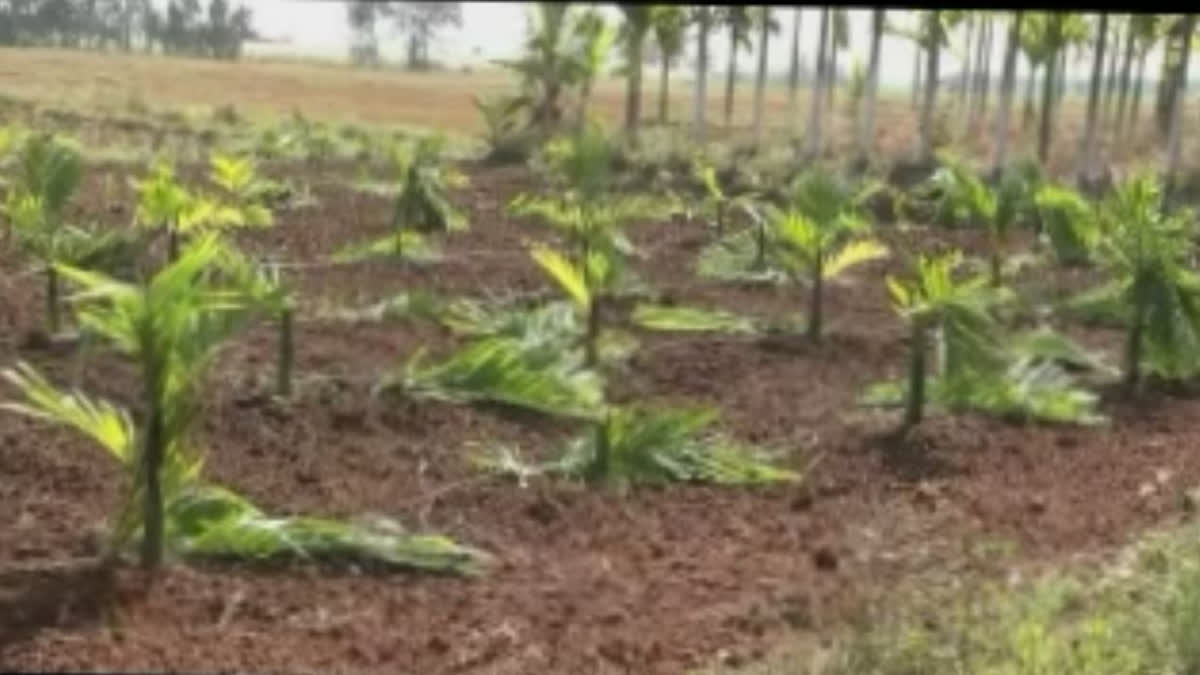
[
  {"xmin": 530, "ymin": 244, "xmax": 591, "ymax": 310},
  {"xmin": 632, "ymin": 303, "xmax": 761, "ymax": 335}
]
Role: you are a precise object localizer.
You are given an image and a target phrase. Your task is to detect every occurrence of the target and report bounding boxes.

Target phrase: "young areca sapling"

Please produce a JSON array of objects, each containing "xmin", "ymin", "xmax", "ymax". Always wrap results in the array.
[
  {"xmin": 1079, "ymin": 171, "xmax": 1200, "ymax": 390},
  {"xmin": 334, "ymin": 136, "xmax": 467, "ymax": 264},
  {"xmin": 770, "ymin": 169, "xmax": 889, "ymax": 340},
  {"xmin": 2, "ymin": 132, "xmax": 133, "ymax": 335}
]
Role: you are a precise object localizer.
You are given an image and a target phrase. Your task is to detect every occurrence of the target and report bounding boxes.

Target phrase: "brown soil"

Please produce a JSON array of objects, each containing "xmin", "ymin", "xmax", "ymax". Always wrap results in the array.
[{"xmin": 3, "ymin": 160, "xmax": 1200, "ymax": 675}]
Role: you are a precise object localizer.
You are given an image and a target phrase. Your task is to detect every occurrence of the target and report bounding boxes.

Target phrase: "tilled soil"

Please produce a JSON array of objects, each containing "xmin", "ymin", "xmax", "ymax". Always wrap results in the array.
[{"xmin": 3, "ymin": 161, "xmax": 1200, "ymax": 674}]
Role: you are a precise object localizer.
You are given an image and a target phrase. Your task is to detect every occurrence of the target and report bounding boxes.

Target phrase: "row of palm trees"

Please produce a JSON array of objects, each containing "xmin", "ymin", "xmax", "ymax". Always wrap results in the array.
[{"xmin": 589, "ymin": 8, "xmax": 1195, "ymax": 187}]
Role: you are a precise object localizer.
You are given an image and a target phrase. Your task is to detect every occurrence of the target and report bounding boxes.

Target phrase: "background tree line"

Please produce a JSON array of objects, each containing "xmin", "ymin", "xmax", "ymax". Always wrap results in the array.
[
  {"xmin": 0, "ymin": 0, "xmax": 257, "ymax": 59},
  {"xmin": 345, "ymin": 1, "xmax": 463, "ymax": 70}
]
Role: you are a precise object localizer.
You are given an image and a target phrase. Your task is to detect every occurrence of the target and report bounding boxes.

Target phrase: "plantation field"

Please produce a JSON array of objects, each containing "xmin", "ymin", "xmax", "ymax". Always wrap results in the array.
[
  {"xmin": 2, "ymin": 86, "xmax": 1200, "ymax": 675},
  {"xmin": 0, "ymin": 46, "xmax": 1182, "ymax": 180}
]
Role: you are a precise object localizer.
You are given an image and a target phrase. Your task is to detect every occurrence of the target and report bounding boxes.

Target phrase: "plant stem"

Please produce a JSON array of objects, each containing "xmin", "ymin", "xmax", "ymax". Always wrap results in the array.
[
  {"xmin": 277, "ymin": 305, "xmax": 294, "ymax": 398},
  {"xmin": 905, "ymin": 318, "xmax": 927, "ymax": 428},
  {"xmin": 46, "ymin": 264, "xmax": 59, "ymax": 335},
  {"xmin": 754, "ymin": 218, "xmax": 767, "ymax": 269},
  {"xmin": 589, "ymin": 414, "xmax": 611, "ymax": 483},
  {"xmin": 807, "ymin": 251, "xmax": 823, "ymax": 341},
  {"xmin": 585, "ymin": 296, "xmax": 601, "ymax": 368},
  {"xmin": 989, "ymin": 232, "xmax": 1002, "ymax": 287},
  {"xmin": 166, "ymin": 224, "xmax": 179, "ymax": 263},
  {"xmin": 1124, "ymin": 289, "xmax": 1144, "ymax": 393},
  {"xmin": 141, "ymin": 399, "xmax": 165, "ymax": 570}
]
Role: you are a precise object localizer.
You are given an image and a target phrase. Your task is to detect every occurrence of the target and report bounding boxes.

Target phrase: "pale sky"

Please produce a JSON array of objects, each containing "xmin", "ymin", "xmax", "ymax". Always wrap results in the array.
[{"xmin": 242, "ymin": 3, "xmax": 1175, "ymax": 90}]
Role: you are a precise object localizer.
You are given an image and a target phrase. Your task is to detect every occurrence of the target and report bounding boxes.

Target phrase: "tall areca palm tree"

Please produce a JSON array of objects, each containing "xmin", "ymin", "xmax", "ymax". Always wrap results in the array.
[
  {"xmin": 1101, "ymin": 17, "xmax": 1121, "ymax": 128},
  {"xmin": 915, "ymin": 10, "xmax": 946, "ymax": 163},
  {"xmin": 826, "ymin": 8, "xmax": 849, "ymax": 114},
  {"xmin": 618, "ymin": 4, "xmax": 654, "ymax": 143},
  {"xmin": 751, "ymin": 7, "xmax": 779, "ymax": 148},
  {"xmin": 977, "ymin": 17, "xmax": 995, "ymax": 113},
  {"xmin": 691, "ymin": 6, "xmax": 713, "ymax": 143},
  {"xmin": 651, "ymin": 6, "xmax": 686, "ymax": 124},
  {"xmin": 787, "ymin": 8, "xmax": 801, "ymax": 125},
  {"xmin": 720, "ymin": 6, "xmax": 754, "ymax": 129},
  {"xmin": 959, "ymin": 14, "xmax": 976, "ymax": 113},
  {"xmin": 1113, "ymin": 14, "xmax": 1137, "ymax": 134},
  {"xmin": 1025, "ymin": 12, "xmax": 1088, "ymax": 164},
  {"xmin": 802, "ymin": 7, "xmax": 831, "ymax": 160},
  {"xmin": 574, "ymin": 9, "xmax": 615, "ymax": 131},
  {"xmin": 855, "ymin": 8, "xmax": 886, "ymax": 166},
  {"xmin": 1077, "ymin": 12, "xmax": 1108, "ymax": 189},
  {"xmin": 911, "ymin": 23, "xmax": 923, "ymax": 110},
  {"xmin": 1164, "ymin": 14, "xmax": 1195, "ymax": 203},
  {"xmin": 1124, "ymin": 15, "xmax": 1160, "ymax": 135},
  {"xmin": 991, "ymin": 11, "xmax": 1024, "ymax": 177}
]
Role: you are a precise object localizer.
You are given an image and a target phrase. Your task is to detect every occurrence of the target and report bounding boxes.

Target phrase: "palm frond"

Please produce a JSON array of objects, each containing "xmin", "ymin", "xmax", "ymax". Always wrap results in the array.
[
  {"xmin": 478, "ymin": 405, "xmax": 802, "ymax": 486},
  {"xmin": 632, "ymin": 303, "xmax": 762, "ymax": 335},
  {"xmin": 388, "ymin": 336, "xmax": 607, "ymax": 422}
]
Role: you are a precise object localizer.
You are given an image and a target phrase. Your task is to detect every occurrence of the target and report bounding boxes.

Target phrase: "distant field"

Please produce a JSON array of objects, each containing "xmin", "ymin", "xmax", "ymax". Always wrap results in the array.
[{"xmin": 0, "ymin": 46, "xmax": 1186, "ymax": 177}]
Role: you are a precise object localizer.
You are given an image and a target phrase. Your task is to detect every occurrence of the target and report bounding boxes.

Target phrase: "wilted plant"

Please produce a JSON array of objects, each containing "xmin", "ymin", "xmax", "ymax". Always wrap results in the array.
[
  {"xmin": 478, "ymin": 405, "xmax": 802, "ymax": 488},
  {"xmin": 335, "ymin": 135, "xmax": 467, "ymax": 264},
  {"xmin": 1035, "ymin": 183, "xmax": 1100, "ymax": 265}
]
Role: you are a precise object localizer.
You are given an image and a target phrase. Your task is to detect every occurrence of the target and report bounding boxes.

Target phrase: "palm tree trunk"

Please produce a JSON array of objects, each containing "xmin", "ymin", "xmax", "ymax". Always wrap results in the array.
[
  {"xmin": 978, "ymin": 19, "xmax": 994, "ymax": 114},
  {"xmin": 991, "ymin": 11, "xmax": 1023, "ymax": 177},
  {"xmin": 1023, "ymin": 59, "xmax": 1038, "ymax": 129},
  {"xmin": 788, "ymin": 8, "xmax": 801, "ymax": 126},
  {"xmin": 1164, "ymin": 15, "xmax": 1195, "ymax": 204},
  {"xmin": 625, "ymin": 35, "xmax": 645, "ymax": 143},
  {"xmin": 964, "ymin": 16, "xmax": 985, "ymax": 138},
  {"xmin": 1038, "ymin": 49, "xmax": 1057, "ymax": 164},
  {"xmin": 1155, "ymin": 26, "xmax": 1183, "ymax": 139},
  {"xmin": 904, "ymin": 318, "xmax": 927, "ymax": 428},
  {"xmin": 803, "ymin": 7, "xmax": 830, "ymax": 159},
  {"xmin": 1078, "ymin": 12, "xmax": 1108, "ymax": 188},
  {"xmin": 659, "ymin": 52, "xmax": 670, "ymax": 124},
  {"xmin": 752, "ymin": 8, "xmax": 770, "ymax": 148},
  {"xmin": 141, "ymin": 400, "xmax": 165, "ymax": 569},
  {"xmin": 694, "ymin": 12, "xmax": 710, "ymax": 143},
  {"xmin": 42, "ymin": 264, "xmax": 59, "ymax": 335},
  {"xmin": 826, "ymin": 37, "xmax": 838, "ymax": 114},
  {"xmin": 912, "ymin": 37, "xmax": 923, "ymax": 109},
  {"xmin": 1130, "ymin": 49, "xmax": 1147, "ymax": 134},
  {"xmin": 960, "ymin": 16, "xmax": 975, "ymax": 111},
  {"xmin": 1102, "ymin": 20, "xmax": 1121, "ymax": 129},
  {"xmin": 807, "ymin": 255, "xmax": 824, "ymax": 342},
  {"xmin": 1115, "ymin": 19, "xmax": 1136, "ymax": 135},
  {"xmin": 578, "ymin": 79, "xmax": 593, "ymax": 131},
  {"xmin": 277, "ymin": 305, "xmax": 294, "ymax": 398},
  {"xmin": 856, "ymin": 8, "xmax": 885, "ymax": 165},
  {"xmin": 917, "ymin": 12, "xmax": 941, "ymax": 163},
  {"xmin": 1055, "ymin": 48, "xmax": 1068, "ymax": 106},
  {"xmin": 724, "ymin": 25, "xmax": 738, "ymax": 128}
]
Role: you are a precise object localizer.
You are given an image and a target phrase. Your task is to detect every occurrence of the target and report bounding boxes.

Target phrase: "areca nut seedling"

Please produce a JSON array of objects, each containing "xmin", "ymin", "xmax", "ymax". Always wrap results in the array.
[{"xmin": 769, "ymin": 168, "xmax": 889, "ymax": 341}]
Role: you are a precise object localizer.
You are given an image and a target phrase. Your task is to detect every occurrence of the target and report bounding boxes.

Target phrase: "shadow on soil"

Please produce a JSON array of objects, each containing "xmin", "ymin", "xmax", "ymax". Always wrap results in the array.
[
  {"xmin": 866, "ymin": 426, "xmax": 964, "ymax": 484},
  {"xmin": 0, "ymin": 559, "xmax": 121, "ymax": 650}
]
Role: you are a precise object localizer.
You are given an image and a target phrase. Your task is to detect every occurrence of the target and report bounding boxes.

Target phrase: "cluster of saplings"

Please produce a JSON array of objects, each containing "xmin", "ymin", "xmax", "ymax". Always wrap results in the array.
[
  {"xmin": 4, "ymin": 114, "xmax": 1196, "ymax": 579},
  {"xmin": 0, "ymin": 127, "xmax": 486, "ymax": 575}
]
